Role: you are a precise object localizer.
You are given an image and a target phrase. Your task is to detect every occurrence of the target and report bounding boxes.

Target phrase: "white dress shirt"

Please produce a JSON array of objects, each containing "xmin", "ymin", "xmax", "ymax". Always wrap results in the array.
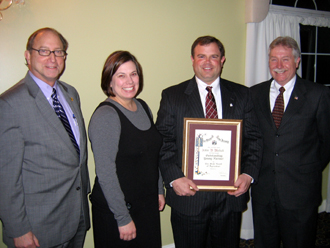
[
  {"xmin": 270, "ymin": 75, "xmax": 296, "ymax": 112},
  {"xmin": 196, "ymin": 76, "xmax": 223, "ymax": 119}
]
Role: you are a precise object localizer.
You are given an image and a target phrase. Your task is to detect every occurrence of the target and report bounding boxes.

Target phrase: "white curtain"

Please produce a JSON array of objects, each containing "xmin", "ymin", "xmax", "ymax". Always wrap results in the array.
[
  {"xmin": 245, "ymin": 11, "xmax": 302, "ymax": 87},
  {"xmin": 245, "ymin": 5, "xmax": 330, "ymax": 87},
  {"xmin": 241, "ymin": 5, "xmax": 330, "ymax": 240}
]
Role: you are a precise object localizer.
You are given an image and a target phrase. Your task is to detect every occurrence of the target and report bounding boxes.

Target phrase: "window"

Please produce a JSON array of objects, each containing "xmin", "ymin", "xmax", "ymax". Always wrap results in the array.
[
  {"xmin": 300, "ymin": 25, "xmax": 330, "ymax": 86},
  {"xmin": 271, "ymin": 0, "xmax": 330, "ymax": 12},
  {"xmin": 271, "ymin": 0, "xmax": 330, "ymax": 86}
]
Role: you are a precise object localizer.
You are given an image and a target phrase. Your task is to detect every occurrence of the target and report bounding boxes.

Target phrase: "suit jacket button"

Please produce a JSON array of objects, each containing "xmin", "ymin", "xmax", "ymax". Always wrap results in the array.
[
  {"xmin": 272, "ymin": 170, "xmax": 276, "ymax": 174},
  {"xmin": 76, "ymin": 186, "xmax": 81, "ymax": 190},
  {"xmin": 126, "ymin": 203, "xmax": 132, "ymax": 210},
  {"xmin": 275, "ymin": 153, "xmax": 279, "ymax": 156}
]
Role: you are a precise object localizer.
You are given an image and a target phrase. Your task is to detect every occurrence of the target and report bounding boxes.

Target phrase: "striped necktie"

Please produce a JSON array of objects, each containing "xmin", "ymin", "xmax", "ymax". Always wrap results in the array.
[
  {"xmin": 51, "ymin": 88, "xmax": 80, "ymax": 156},
  {"xmin": 205, "ymin": 86, "xmax": 218, "ymax": 119},
  {"xmin": 272, "ymin": 86, "xmax": 285, "ymax": 128}
]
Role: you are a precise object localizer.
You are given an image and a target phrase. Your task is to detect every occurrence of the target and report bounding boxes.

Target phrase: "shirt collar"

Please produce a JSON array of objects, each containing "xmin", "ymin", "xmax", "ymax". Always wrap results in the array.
[
  {"xmin": 195, "ymin": 76, "xmax": 220, "ymax": 93},
  {"xmin": 272, "ymin": 75, "xmax": 296, "ymax": 92},
  {"xmin": 29, "ymin": 71, "xmax": 58, "ymax": 100}
]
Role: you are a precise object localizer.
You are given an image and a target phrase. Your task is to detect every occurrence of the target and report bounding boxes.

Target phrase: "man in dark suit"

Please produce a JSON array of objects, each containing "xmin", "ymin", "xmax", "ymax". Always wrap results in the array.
[
  {"xmin": 250, "ymin": 36, "xmax": 330, "ymax": 248},
  {"xmin": 156, "ymin": 35, "xmax": 262, "ymax": 248},
  {"xmin": 0, "ymin": 28, "xmax": 90, "ymax": 248}
]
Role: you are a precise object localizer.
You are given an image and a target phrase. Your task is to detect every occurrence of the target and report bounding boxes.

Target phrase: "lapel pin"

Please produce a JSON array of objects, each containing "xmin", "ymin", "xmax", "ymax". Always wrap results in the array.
[
  {"xmin": 294, "ymin": 96, "xmax": 298, "ymax": 100},
  {"xmin": 230, "ymin": 103, "xmax": 233, "ymax": 107},
  {"xmin": 71, "ymin": 97, "xmax": 74, "ymax": 102}
]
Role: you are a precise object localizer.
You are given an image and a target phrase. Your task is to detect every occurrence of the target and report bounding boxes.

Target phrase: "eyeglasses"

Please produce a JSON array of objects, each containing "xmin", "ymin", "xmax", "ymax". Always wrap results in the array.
[{"xmin": 30, "ymin": 48, "xmax": 67, "ymax": 57}]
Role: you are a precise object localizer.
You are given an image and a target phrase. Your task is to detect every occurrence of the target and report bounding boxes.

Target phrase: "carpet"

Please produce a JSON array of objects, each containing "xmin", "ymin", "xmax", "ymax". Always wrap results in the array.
[{"xmin": 239, "ymin": 212, "xmax": 330, "ymax": 248}]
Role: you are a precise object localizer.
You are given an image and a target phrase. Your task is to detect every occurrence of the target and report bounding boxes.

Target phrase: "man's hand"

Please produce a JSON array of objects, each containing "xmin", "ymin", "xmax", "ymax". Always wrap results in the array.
[
  {"xmin": 172, "ymin": 177, "xmax": 199, "ymax": 196},
  {"xmin": 14, "ymin": 231, "xmax": 40, "ymax": 248},
  {"xmin": 158, "ymin": 194, "xmax": 165, "ymax": 211},
  {"xmin": 227, "ymin": 174, "xmax": 252, "ymax": 197},
  {"xmin": 118, "ymin": 220, "xmax": 136, "ymax": 241}
]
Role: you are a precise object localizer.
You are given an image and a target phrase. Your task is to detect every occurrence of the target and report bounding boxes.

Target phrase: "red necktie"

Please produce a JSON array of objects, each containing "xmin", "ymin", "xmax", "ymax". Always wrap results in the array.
[
  {"xmin": 272, "ymin": 86, "xmax": 285, "ymax": 128},
  {"xmin": 205, "ymin": 86, "xmax": 218, "ymax": 119}
]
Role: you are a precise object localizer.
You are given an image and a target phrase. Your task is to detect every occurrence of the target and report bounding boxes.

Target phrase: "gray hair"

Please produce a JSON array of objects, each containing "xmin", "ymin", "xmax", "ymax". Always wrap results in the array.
[{"xmin": 268, "ymin": 36, "xmax": 301, "ymax": 62}]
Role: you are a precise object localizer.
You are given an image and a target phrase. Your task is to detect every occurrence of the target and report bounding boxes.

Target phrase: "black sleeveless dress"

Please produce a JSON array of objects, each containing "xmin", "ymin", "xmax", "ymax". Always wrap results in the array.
[{"xmin": 90, "ymin": 99, "xmax": 163, "ymax": 248}]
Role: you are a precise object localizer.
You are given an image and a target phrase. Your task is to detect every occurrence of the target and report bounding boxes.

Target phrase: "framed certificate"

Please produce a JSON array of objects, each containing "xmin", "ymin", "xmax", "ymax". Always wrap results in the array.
[{"xmin": 182, "ymin": 118, "xmax": 242, "ymax": 191}]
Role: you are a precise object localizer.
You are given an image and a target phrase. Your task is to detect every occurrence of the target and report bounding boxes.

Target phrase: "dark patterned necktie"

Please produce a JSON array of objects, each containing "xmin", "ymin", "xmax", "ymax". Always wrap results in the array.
[
  {"xmin": 272, "ymin": 86, "xmax": 285, "ymax": 128},
  {"xmin": 205, "ymin": 86, "xmax": 218, "ymax": 119},
  {"xmin": 51, "ymin": 88, "xmax": 80, "ymax": 155}
]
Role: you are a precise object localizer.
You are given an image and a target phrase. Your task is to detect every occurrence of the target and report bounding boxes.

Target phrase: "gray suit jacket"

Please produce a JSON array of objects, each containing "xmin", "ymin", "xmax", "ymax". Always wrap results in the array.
[
  {"xmin": 0, "ymin": 72, "xmax": 90, "ymax": 247},
  {"xmin": 156, "ymin": 77, "xmax": 263, "ymax": 215},
  {"xmin": 251, "ymin": 75, "xmax": 330, "ymax": 209}
]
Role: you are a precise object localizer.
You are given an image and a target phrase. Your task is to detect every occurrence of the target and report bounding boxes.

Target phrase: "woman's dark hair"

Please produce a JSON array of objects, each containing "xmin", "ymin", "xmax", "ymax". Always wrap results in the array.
[{"xmin": 101, "ymin": 51, "xmax": 143, "ymax": 97}]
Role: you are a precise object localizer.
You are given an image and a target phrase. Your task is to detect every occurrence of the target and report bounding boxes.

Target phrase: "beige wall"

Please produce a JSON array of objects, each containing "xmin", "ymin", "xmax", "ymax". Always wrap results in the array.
[
  {"xmin": 0, "ymin": 1, "xmax": 246, "ymax": 246},
  {"xmin": 0, "ymin": 0, "xmax": 328, "ymax": 247}
]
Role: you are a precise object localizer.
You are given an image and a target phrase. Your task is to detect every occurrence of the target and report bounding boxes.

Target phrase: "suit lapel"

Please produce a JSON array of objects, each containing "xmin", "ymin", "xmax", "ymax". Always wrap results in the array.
[
  {"xmin": 58, "ymin": 81, "xmax": 85, "ymax": 159},
  {"xmin": 280, "ymin": 76, "xmax": 306, "ymax": 128},
  {"xmin": 184, "ymin": 77, "xmax": 204, "ymax": 118},
  {"xmin": 257, "ymin": 76, "xmax": 307, "ymax": 130},
  {"xmin": 25, "ymin": 75, "xmax": 78, "ymax": 156},
  {"xmin": 220, "ymin": 79, "xmax": 236, "ymax": 119},
  {"xmin": 257, "ymin": 80, "xmax": 276, "ymax": 129}
]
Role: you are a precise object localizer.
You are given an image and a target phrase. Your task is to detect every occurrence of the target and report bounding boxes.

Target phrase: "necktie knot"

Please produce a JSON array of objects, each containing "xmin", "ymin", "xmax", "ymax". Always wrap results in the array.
[
  {"xmin": 51, "ymin": 88, "xmax": 59, "ymax": 100},
  {"xmin": 52, "ymin": 88, "xmax": 57, "ymax": 97},
  {"xmin": 206, "ymin": 86, "xmax": 213, "ymax": 95},
  {"xmin": 279, "ymin": 87, "xmax": 285, "ymax": 94}
]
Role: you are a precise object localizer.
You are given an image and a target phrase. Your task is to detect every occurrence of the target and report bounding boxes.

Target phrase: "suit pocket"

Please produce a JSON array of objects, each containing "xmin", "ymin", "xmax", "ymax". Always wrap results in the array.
[
  {"xmin": 299, "ymin": 161, "xmax": 320, "ymax": 173},
  {"xmin": 25, "ymin": 192, "xmax": 57, "ymax": 206}
]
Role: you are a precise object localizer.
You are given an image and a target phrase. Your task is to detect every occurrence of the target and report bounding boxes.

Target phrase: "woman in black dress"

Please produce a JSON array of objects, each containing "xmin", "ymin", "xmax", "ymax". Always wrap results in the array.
[{"xmin": 89, "ymin": 51, "xmax": 165, "ymax": 248}]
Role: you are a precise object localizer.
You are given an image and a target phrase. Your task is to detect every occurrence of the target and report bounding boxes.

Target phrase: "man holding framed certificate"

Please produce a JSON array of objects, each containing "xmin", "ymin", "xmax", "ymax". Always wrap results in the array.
[{"xmin": 156, "ymin": 36, "xmax": 263, "ymax": 248}]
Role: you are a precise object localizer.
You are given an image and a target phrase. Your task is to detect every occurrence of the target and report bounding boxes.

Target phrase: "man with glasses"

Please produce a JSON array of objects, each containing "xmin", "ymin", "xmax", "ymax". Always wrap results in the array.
[{"xmin": 0, "ymin": 27, "xmax": 90, "ymax": 248}]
